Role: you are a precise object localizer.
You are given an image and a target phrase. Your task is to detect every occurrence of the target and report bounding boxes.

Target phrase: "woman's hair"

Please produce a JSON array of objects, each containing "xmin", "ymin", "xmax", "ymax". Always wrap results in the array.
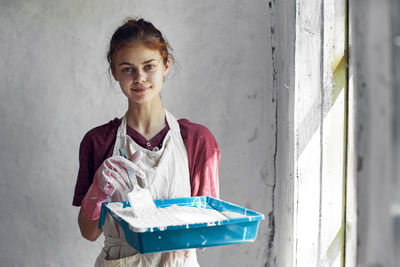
[{"xmin": 107, "ymin": 18, "xmax": 174, "ymax": 73}]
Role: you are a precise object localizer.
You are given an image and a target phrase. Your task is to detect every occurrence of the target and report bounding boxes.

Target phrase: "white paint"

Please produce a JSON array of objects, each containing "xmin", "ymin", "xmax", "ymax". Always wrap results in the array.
[
  {"xmin": 221, "ymin": 210, "xmax": 248, "ymax": 219},
  {"xmin": 109, "ymin": 204, "xmax": 228, "ymax": 232},
  {"xmin": 127, "ymin": 187, "xmax": 158, "ymax": 218}
]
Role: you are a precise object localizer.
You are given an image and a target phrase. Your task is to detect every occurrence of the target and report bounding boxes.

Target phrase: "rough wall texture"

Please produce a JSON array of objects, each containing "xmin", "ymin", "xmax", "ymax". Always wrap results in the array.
[
  {"xmin": 270, "ymin": 0, "xmax": 296, "ymax": 266},
  {"xmin": 0, "ymin": 1, "xmax": 277, "ymax": 266},
  {"xmin": 293, "ymin": 0, "xmax": 349, "ymax": 266},
  {"xmin": 392, "ymin": 0, "xmax": 400, "ymax": 262},
  {"xmin": 352, "ymin": 0, "xmax": 396, "ymax": 266}
]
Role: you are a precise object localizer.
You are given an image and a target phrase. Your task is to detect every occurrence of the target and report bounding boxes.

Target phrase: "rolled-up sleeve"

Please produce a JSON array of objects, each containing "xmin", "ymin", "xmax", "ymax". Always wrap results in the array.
[{"xmin": 181, "ymin": 120, "xmax": 220, "ymax": 199}]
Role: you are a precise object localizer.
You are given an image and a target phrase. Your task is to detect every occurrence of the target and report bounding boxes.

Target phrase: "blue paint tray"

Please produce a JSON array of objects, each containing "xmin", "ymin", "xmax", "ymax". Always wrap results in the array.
[{"xmin": 99, "ymin": 196, "xmax": 264, "ymax": 254}]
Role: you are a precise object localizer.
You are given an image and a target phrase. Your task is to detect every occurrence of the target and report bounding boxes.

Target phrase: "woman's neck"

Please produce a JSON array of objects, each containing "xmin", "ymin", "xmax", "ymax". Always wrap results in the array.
[{"xmin": 126, "ymin": 100, "xmax": 166, "ymax": 141}]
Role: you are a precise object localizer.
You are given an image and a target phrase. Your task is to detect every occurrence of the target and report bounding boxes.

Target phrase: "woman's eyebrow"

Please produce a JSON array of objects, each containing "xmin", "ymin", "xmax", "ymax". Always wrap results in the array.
[
  {"xmin": 118, "ymin": 59, "xmax": 157, "ymax": 66},
  {"xmin": 141, "ymin": 58, "xmax": 156, "ymax": 64},
  {"xmin": 119, "ymin": 62, "xmax": 134, "ymax": 66}
]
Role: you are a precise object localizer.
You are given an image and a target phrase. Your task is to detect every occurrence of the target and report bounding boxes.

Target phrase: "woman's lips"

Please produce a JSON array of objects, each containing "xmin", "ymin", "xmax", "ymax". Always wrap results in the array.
[{"xmin": 132, "ymin": 87, "xmax": 149, "ymax": 93}]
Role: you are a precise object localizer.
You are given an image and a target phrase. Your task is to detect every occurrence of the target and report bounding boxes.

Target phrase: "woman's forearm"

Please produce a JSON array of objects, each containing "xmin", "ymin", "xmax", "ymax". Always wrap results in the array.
[{"xmin": 78, "ymin": 209, "xmax": 103, "ymax": 241}]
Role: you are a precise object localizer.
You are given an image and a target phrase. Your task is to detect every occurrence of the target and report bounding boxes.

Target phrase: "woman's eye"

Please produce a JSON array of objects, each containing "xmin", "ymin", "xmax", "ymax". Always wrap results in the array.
[
  {"xmin": 144, "ymin": 65, "xmax": 155, "ymax": 71},
  {"xmin": 122, "ymin": 68, "xmax": 134, "ymax": 74}
]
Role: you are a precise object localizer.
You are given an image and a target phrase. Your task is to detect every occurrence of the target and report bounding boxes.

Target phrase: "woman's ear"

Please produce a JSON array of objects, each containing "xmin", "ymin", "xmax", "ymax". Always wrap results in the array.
[
  {"xmin": 111, "ymin": 67, "xmax": 118, "ymax": 81},
  {"xmin": 163, "ymin": 59, "xmax": 170, "ymax": 77}
]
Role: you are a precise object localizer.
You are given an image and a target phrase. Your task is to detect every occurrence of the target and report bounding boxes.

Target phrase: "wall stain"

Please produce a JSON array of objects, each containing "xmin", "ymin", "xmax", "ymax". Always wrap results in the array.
[
  {"xmin": 247, "ymin": 92, "xmax": 258, "ymax": 99},
  {"xmin": 303, "ymin": 26, "xmax": 315, "ymax": 36},
  {"xmin": 265, "ymin": 210, "xmax": 277, "ymax": 267},
  {"xmin": 248, "ymin": 127, "xmax": 259, "ymax": 142},
  {"xmin": 357, "ymin": 155, "xmax": 363, "ymax": 172},
  {"xmin": 265, "ymin": 0, "xmax": 277, "ymax": 265},
  {"xmin": 260, "ymin": 169, "xmax": 270, "ymax": 185}
]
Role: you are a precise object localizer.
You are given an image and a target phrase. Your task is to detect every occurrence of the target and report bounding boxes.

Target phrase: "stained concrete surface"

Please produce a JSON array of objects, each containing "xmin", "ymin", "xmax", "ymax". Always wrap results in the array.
[
  {"xmin": 2, "ymin": 0, "xmax": 398, "ymax": 266},
  {"xmin": 0, "ymin": 1, "xmax": 276, "ymax": 266},
  {"xmin": 352, "ymin": 0, "xmax": 398, "ymax": 266}
]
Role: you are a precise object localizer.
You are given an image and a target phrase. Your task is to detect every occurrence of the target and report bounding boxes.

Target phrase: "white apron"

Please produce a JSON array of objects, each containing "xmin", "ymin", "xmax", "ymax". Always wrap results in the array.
[{"xmin": 95, "ymin": 109, "xmax": 199, "ymax": 267}]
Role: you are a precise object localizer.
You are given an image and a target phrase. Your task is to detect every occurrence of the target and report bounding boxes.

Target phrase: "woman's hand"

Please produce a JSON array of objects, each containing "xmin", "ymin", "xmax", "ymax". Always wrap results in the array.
[
  {"xmin": 95, "ymin": 155, "xmax": 146, "ymax": 196},
  {"xmin": 80, "ymin": 154, "xmax": 145, "ymax": 221}
]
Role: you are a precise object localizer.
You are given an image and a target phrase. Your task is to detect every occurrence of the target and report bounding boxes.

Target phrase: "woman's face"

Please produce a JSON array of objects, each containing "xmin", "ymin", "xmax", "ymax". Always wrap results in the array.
[{"xmin": 112, "ymin": 43, "xmax": 170, "ymax": 105}]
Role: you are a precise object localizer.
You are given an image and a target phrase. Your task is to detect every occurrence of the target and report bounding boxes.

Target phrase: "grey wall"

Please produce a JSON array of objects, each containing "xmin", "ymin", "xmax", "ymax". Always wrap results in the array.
[
  {"xmin": 352, "ymin": 0, "xmax": 397, "ymax": 266},
  {"xmin": 392, "ymin": 0, "xmax": 400, "ymax": 263},
  {"xmin": 0, "ymin": 1, "xmax": 277, "ymax": 266}
]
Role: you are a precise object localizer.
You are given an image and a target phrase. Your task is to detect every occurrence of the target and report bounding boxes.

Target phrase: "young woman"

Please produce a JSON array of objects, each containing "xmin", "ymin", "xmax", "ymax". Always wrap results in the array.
[{"xmin": 72, "ymin": 18, "xmax": 220, "ymax": 266}]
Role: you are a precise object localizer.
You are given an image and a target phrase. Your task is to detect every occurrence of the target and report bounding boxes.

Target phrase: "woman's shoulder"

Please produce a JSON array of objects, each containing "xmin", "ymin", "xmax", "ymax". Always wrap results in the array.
[{"xmin": 178, "ymin": 118, "xmax": 217, "ymax": 144}]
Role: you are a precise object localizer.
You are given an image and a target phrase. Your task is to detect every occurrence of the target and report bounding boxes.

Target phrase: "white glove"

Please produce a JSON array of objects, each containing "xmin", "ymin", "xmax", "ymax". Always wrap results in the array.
[
  {"xmin": 81, "ymin": 152, "xmax": 145, "ymax": 220},
  {"xmin": 95, "ymin": 153, "xmax": 145, "ymax": 197}
]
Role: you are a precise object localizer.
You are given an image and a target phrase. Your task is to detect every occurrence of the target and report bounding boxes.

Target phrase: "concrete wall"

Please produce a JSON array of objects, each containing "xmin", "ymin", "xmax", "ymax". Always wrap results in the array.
[
  {"xmin": 392, "ymin": 0, "xmax": 400, "ymax": 263},
  {"xmin": 271, "ymin": 1, "xmax": 296, "ymax": 266},
  {"xmin": 293, "ymin": 1, "xmax": 350, "ymax": 266},
  {"xmin": 4, "ymin": 1, "xmax": 398, "ymax": 266},
  {"xmin": 352, "ymin": 0, "xmax": 396, "ymax": 266},
  {"xmin": 0, "ymin": 1, "xmax": 279, "ymax": 266},
  {"xmin": 291, "ymin": 0, "xmax": 399, "ymax": 265}
]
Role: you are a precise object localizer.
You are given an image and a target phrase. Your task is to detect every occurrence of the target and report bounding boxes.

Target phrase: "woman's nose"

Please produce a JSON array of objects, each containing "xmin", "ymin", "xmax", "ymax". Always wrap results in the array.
[{"xmin": 133, "ymin": 70, "xmax": 146, "ymax": 83}]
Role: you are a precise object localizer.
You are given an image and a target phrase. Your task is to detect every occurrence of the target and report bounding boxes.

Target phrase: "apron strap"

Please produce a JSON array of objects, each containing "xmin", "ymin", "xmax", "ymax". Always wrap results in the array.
[
  {"xmin": 114, "ymin": 109, "xmax": 180, "ymax": 156},
  {"xmin": 113, "ymin": 115, "xmax": 128, "ymax": 156},
  {"xmin": 164, "ymin": 109, "xmax": 180, "ymax": 134}
]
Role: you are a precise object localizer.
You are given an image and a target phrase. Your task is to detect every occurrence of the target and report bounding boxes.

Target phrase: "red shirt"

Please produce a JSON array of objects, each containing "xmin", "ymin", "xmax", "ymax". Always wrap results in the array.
[{"xmin": 72, "ymin": 118, "xmax": 220, "ymax": 206}]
